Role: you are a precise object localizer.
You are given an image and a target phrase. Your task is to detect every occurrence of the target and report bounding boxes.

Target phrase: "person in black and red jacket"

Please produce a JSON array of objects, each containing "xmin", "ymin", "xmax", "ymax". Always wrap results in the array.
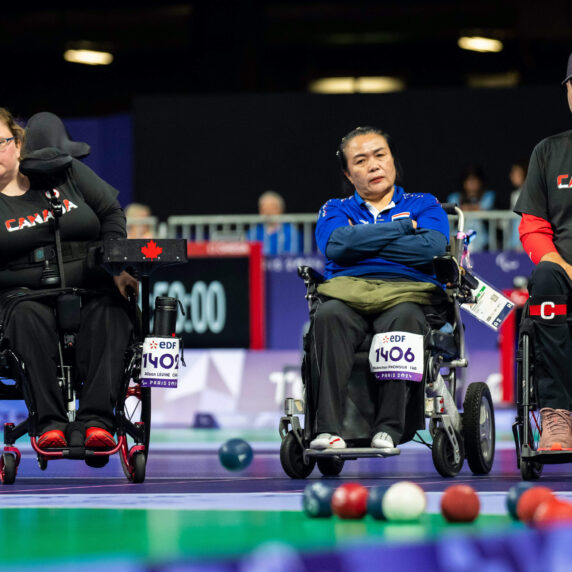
[
  {"xmin": 0, "ymin": 107, "xmax": 138, "ymax": 450},
  {"xmin": 514, "ymin": 53, "xmax": 572, "ymax": 450}
]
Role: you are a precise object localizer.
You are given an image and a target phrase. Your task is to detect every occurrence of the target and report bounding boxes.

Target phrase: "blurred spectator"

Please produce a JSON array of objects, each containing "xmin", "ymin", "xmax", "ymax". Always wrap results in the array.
[
  {"xmin": 247, "ymin": 191, "xmax": 301, "ymax": 255},
  {"xmin": 509, "ymin": 160, "xmax": 528, "ymax": 209},
  {"xmin": 508, "ymin": 160, "xmax": 528, "ymax": 250},
  {"xmin": 447, "ymin": 165, "xmax": 495, "ymax": 251},
  {"xmin": 125, "ymin": 202, "xmax": 154, "ymax": 239}
]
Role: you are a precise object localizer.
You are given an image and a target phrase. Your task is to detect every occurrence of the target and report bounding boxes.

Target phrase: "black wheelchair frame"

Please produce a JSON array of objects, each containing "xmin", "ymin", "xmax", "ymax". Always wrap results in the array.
[
  {"xmin": 0, "ymin": 238, "xmax": 187, "ymax": 485},
  {"xmin": 278, "ymin": 203, "xmax": 496, "ymax": 478},
  {"xmin": 512, "ymin": 299, "xmax": 572, "ymax": 480}
]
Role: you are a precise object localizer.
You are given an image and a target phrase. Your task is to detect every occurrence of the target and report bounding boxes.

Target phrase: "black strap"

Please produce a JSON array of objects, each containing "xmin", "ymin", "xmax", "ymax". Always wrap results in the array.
[{"xmin": 0, "ymin": 241, "xmax": 92, "ymax": 271}]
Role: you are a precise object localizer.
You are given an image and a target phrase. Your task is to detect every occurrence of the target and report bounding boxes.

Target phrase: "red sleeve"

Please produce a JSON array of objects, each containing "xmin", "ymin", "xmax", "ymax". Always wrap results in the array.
[{"xmin": 519, "ymin": 213, "xmax": 557, "ymax": 264}]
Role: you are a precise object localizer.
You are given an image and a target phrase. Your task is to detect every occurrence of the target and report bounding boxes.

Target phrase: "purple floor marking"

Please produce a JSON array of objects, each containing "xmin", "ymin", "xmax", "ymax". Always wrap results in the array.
[{"xmin": 2, "ymin": 448, "xmax": 572, "ymax": 496}]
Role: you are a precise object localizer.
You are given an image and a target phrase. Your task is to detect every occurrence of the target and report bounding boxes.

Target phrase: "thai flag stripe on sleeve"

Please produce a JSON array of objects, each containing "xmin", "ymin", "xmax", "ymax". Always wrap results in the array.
[{"xmin": 391, "ymin": 212, "xmax": 410, "ymax": 220}]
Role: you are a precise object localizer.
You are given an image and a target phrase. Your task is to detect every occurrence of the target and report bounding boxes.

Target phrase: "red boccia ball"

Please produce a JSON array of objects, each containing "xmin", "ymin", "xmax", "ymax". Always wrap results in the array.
[
  {"xmin": 441, "ymin": 484, "xmax": 480, "ymax": 523},
  {"xmin": 516, "ymin": 486, "xmax": 555, "ymax": 524},
  {"xmin": 331, "ymin": 483, "xmax": 368, "ymax": 519},
  {"xmin": 533, "ymin": 498, "xmax": 572, "ymax": 528}
]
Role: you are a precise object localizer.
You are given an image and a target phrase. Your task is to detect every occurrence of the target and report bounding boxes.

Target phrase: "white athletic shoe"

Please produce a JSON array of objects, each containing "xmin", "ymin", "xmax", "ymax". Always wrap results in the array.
[
  {"xmin": 371, "ymin": 432, "xmax": 394, "ymax": 449},
  {"xmin": 310, "ymin": 433, "xmax": 346, "ymax": 450}
]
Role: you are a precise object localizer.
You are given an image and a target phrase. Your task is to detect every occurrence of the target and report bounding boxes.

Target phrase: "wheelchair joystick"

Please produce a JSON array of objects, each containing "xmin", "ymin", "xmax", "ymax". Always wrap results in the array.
[{"xmin": 40, "ymin": 261, "xmax": 60, "ymax": 287}]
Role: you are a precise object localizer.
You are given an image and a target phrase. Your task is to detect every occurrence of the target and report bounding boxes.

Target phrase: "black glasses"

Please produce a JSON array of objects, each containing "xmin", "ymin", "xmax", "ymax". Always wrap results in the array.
[{"xmin": 0, "ymin": 136, "xmax": 15, "ymax": 150}]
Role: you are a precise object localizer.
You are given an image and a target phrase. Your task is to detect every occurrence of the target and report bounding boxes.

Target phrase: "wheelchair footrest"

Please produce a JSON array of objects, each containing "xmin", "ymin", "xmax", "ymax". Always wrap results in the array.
[
  {"xmin": 305, "ymin": 447, "xmax": 400, "ymax": 459},
  {"xmin": 522, "ymin": 449, "xmax": 572, "ymax": 465}
]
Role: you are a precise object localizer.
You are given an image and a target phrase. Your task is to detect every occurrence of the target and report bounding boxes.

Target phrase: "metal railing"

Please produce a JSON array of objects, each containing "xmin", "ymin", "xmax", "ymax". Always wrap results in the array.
[
  {"xmin": 166, "ymin": 214, "xmax": 318, "ymax": 254},
  {"xmin": 161, "ymin": 210, "xmax": 522, "ymax": 254}
]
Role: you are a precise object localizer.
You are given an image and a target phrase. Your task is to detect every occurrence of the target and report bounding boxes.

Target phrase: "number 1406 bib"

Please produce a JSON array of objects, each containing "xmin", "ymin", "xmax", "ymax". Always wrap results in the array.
[{"xmin": 368, "ymin": 331, "xmax": 424, "ymax": 382}]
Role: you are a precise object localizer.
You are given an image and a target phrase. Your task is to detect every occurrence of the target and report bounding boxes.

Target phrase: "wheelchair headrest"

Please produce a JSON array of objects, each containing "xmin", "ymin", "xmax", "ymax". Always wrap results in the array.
[
  {"xmin": 19, "ymin": 147, "xmax": 72, "ymax": 189},
  {"xmin": 23, "ymin": 111, "xmax": 90, "ymax": 159}
]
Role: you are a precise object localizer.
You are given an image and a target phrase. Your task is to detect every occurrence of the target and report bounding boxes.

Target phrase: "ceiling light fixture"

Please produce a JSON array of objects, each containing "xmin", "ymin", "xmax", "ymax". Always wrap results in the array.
[
  {"xmin": 458, "ymin": 36, "xmax": 503, "ymax": 53},
  {"xmin": 63, "ymin": 49, "xmax": 114, "ymax": 66},
  {"xmin": 309, "ymin": 76, "xmax": 405, "ymax": 94}
]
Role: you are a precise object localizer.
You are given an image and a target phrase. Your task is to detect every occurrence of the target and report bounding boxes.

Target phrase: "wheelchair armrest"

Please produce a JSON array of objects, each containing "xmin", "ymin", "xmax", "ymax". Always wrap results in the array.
[
  {"xmin": 433, "ymin": 256, "xmax": 460, "ymax": 285},
  {"xmin": 462, "ymin": 271, "xmax": 479, "ymax": 290},
  {"xmin": 297, "ymin": 266, "xmax": 325, "ymax": 285}
]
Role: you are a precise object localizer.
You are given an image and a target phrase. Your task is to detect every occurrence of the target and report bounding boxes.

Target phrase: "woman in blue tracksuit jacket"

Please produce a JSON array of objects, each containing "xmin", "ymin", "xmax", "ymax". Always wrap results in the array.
[{"xmin": 309, "ymin": 126, "xmax": 449, "ymax": 452}]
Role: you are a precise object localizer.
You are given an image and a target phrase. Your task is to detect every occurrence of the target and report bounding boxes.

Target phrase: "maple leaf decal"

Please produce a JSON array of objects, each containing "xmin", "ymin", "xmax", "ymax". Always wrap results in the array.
[{"xmin": 141, "ymin": 240, "xmax": 163, "ymax": 259}]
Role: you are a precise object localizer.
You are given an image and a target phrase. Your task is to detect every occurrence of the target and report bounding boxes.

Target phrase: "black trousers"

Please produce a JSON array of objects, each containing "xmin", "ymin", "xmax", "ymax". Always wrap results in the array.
[
  {"xmin": 527, "ymin": 261, "xmax": 572, "ymax": 410},
  {"xmin": 311, "ymin": 299, "xmax": 429, "ymax": 444},
  {"xmin": 5, "ymin": 294, "xmax": 132, "ymax": 434}
]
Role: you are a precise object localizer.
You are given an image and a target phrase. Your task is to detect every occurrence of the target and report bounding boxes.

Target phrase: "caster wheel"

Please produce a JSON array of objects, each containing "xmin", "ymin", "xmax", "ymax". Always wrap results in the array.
[
  {"xmin": 1, "ymin": 453, "xmax": 17, "ymax": 485},
  {"xmin": 432, "ymin": 428, "xmax": 464, "ymax": 477},
  {"xmin": 131, "ymin": 452, "xmax": 146, "ymax": 483},
  {"xmin": 520, "ymin": 458, "xmax": 543, "ymax": 481},
  {"xmin": 317, "ymin": 456, "xmax": 345, "ymax": 477},
  {"xmin": 280, "ymin": 431, "xmax": 315, "ymax": 479},
  {"xmin": 85, "ymin": 456, "xmax": 110, "ymax": 469},
  {"xmin": 37, "ymin": 455, "xmax": 48, "ymax": 471}
]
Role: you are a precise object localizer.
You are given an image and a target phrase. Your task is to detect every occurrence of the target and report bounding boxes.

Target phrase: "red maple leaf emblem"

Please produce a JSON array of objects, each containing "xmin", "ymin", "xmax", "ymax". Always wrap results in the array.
[{"xmin": 141, "ymin": 240, "xmax": 163, "ymax": 259}]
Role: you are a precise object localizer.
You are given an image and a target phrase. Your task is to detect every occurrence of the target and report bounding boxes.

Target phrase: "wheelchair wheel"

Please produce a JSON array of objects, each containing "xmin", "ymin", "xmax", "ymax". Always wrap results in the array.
[
  {"xmin": 139, "ymin": 387, "xmax": 151, "ymax": 455},
  {"xmin": 124, "ymin": 382, "xmax": 152, "ymax": 457},
  {"xmin": 280, "ymin": 431, "xmax": 315, "ymax": 479},
  {"xmin": 463, "ymin": 382, "xmax": 495, "ymax": 475},
  {"xmin": 316, "ymin": 456, "xmax": 345, "ymax": 477},
  {"xmin": 0, "ymin": 453, "xmax": 17, "ymax": 485},
  {"xmin": 432, "ymin": 428, "xmax": 464, "ymax": 477},
  {"xmin": 37, "ymin": 455, "xmax": 48, "ymax": 471}
]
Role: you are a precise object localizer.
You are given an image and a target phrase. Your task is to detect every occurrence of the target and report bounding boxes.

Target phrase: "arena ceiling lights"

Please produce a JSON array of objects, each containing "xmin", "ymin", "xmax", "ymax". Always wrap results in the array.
[
  {"xmin": 63, "ymin": 49, "xmax": 114, "ymax": 66},
  {"xmin": 309, "ymin": 76, "xmax": 405, "ymax": 94},
  {"xmin": 458, "ymin": 36, "xmax": 503, "ymax": 53}
]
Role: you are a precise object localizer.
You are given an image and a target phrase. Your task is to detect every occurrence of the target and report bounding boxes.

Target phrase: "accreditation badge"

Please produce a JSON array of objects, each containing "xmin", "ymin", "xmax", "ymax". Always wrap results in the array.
[{"xmin": 140, "ymin": 336, "xmax": 180, "ymax": 388}]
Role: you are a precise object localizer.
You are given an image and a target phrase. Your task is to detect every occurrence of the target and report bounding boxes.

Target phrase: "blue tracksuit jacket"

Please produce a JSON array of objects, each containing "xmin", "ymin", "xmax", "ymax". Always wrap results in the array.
[{"xmin": 315, "ymin": 186, "xmax": 449, "ymax": 286}]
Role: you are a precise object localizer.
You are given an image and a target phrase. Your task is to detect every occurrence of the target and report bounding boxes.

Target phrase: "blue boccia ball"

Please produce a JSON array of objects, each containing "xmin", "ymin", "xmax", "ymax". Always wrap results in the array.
[
  {"xmin": 218, "ymin": 438, "xmax": 253, "ymax": 471},
  {"xmin": 367, "ymin": 485, "xmax": 390, "ymax": 520},
  {"xmin": 303, "ymin": 482, "xmax": 335, "ymax": 518},
  {"xmin": 506, "ymin": 482, "xmax": 535, "ymax": 520}
]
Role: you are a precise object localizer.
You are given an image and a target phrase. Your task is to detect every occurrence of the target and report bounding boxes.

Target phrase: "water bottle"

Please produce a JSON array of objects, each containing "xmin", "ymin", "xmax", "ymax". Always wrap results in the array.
[{"xmin": 153, "ymin": 296, "xmax": 178, "ymax": 336}]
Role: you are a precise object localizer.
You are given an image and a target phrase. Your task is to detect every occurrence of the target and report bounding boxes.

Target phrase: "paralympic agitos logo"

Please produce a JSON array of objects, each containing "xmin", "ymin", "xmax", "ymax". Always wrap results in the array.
[{"xmin": 557, "ymin": 174, "xmax": 572, "ymax": 189}]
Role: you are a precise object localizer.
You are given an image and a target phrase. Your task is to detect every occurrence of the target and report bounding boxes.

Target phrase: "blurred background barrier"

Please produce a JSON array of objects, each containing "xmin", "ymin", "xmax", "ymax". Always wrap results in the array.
[{"xmin": 163, "ymin": 211, "xmax": 522, "ymax": 254}]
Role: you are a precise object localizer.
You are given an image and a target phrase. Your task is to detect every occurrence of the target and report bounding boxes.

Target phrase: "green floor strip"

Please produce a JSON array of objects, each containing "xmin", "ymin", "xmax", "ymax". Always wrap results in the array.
[{"xmin": 0, "ymin": 508, "xmax": 521, "ymax": 565}]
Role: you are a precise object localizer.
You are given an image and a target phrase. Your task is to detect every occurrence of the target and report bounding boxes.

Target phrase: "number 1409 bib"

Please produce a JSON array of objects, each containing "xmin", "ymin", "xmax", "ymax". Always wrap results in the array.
[{"xmin": 368, "ymin": 331, "xmax": 424, "ymax": 382}]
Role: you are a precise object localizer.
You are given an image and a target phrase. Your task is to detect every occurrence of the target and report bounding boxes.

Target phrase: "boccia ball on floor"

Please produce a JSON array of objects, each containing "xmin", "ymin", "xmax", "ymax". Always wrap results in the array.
[
  {"xmin": 506, "ymin": 482, "xmax": 535, "ymax": 520},
  {"xmin": 218, "ymin": 438, "xmax": 253, "ymax": 471},
  {"xmin": 303, "ymin": 482, "xmax": 334, "ymax": 518},
  {"xmin": 516, "ymin": 486, "xmax": 555, "ymax": 524},
  {"xmin": 382, "ymin": 482, "xmax": 426, "ymax": 522},
  {"xmin": 441, "ymin": 484, "xmax": 480, "ymax": 523},
  {"xmin": 367, "ymin": 485, "xmax": 390, "ymax": 520},
  {"xmin": 367, "ymin": 481, "xmax": 427, "ymax": 522},
  {"xmin": 533, "ymin": 498, "xmax": 572, "ymax": 528},
  {"xmin": 331, "ymin": 483, "xmax": 368, "ymax": 519}
]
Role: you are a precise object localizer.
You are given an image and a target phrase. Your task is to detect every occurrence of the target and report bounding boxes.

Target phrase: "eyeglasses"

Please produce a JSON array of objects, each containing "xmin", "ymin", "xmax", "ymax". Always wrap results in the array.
[{"xmin": 0, "ymin": 136, "xmax": 15, "ymax": 150}]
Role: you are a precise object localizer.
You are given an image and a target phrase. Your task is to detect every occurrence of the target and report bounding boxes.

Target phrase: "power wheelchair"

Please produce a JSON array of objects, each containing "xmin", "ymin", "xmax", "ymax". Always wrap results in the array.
[
  {"xmin": 512, "ymin": 294, "xmax": 572, "ymax": 480},
  {"xmin": 0, "ymin": 143, "xmax": 187, "ymax": 485},
  {"xmin": 279, "ymin": 203, "xmax": 496, "ymax": 478}
]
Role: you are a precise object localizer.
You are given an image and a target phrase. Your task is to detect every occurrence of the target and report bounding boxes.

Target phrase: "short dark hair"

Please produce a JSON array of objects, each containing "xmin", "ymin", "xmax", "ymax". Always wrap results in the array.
[{"xmin": 336, "ymin": 126, "xmax": 403, "ymax": 183}]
